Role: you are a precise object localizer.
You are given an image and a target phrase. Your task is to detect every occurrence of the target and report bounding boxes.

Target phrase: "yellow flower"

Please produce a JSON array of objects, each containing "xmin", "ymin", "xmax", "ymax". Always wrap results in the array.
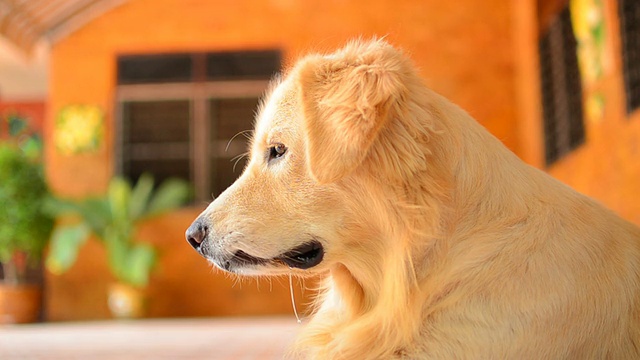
[{"xmin": 55, "ymin": 105, "xmax": 104, "ymax": 155}]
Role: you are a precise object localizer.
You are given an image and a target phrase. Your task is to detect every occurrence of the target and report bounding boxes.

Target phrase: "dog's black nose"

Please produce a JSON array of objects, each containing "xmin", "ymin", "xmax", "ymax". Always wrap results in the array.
[{"xmin": 186, "ymin": 218, "xmax": 208, "ymax": 251}]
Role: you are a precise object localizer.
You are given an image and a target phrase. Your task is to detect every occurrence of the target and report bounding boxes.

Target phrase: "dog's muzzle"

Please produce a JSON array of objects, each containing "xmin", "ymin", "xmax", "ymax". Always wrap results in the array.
[{"xmin": 185, "ymin": 217, "xmax": 325, "ymax": 271}]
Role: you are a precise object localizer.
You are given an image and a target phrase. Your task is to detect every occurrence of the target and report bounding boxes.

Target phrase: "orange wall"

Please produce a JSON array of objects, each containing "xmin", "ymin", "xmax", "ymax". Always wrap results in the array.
[
  {"xmin": 515, "ymin": 0, "xmax": 640, "ymax": 226},
  {"xmin": 47, "ymin": 0, "xmax": 518, "ymax": 320}
]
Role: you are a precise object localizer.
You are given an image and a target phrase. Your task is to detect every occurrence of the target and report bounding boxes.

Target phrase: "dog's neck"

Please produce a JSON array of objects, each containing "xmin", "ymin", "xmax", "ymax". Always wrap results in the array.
[
  {"xmin": 302, "ymin": 89, "xmax": 534, "ymax": 358},
  {"xmin": 297, "ymin": 90, "xmax": 459, "ymax": 357}
]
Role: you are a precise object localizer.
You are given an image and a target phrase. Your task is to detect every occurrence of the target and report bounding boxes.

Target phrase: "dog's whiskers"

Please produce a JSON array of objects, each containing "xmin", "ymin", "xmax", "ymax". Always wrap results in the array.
[
  {"xmin": 289, "ymin": 271, "xmax": 302, "ymax": 324},
  {"xmin": 231, "ymin": 152, "xmax": 249, "ymax": 173},
  {"xmin": 226, "ymin": 130, "xmax": 253, "ymax": 153}
]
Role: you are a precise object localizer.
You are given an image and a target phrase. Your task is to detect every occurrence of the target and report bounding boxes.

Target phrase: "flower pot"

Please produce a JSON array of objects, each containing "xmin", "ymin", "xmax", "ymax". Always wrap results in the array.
[
  {"xmin": 0, "ymin": 283, "xmax": 42, "ymax": 324},
  {"xmin": 107, "ymin": 283, "xmax": 146, "ymax": 319}
]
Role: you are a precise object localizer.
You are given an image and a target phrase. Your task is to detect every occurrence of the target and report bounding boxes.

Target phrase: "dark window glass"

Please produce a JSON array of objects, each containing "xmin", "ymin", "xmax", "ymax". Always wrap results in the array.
[
  {"xmin": 121, "ymin": 100, "xmax": 191, "ymax": 185},
  {"xmin": 539, "ymin": 6, "xmax": 585, "ymax": 166},
  {"xmin": 206, "ymin": 51, "xmax": 281, "ymax": 80},
  {"xmin": 209, "ymin": 98, "xmax": 259, "ymax": 197},
  {"xmin": 619, "ymin": 0, "xmax": 640, "ymax": 114},
  {"xmin": 117, "ymin": 54, "xmax": 193, "ymax": 84},
  {"xmin": 124, "ymin": 101, "xmax": 191, "ymax": 143}
]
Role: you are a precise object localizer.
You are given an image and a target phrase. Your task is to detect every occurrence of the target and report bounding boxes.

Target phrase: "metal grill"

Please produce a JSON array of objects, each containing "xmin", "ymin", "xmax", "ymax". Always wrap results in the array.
[
  {"xmin": 209, "ymin": 98, "xmax": 260, "ymax": 198},
  {"xmin": 121, "ymin": 100, "xmax": 191, "ymax": 186},
  {"xmin": 619, "ymin": 0, "xmax": 640, "ymax": 115},
  {"xmin": 538, "ymin": 6, "xmax": 585, "ymax": 166}
]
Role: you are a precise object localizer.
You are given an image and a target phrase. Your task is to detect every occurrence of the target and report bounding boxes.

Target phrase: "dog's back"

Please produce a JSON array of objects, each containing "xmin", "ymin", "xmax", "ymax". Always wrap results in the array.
[{"xmin": 398, "ymin": 88, "xmax": 640, "ymax": 359}]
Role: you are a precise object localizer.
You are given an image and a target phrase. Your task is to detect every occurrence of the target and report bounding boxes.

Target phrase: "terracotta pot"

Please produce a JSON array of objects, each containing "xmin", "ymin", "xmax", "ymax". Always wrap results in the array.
[
  {"xmin": 107, "ymin": 283, "xmax": 146, "ymax": 319},
  {"xmin": 0, "ymin": 283, "xmax": 42, "ymax": 324}
]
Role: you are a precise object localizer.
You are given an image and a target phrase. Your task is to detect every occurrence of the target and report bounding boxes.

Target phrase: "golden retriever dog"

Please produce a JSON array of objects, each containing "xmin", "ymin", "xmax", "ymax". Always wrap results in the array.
[{"xmin": 186, "ymin": 39, "xmax": 640, "ymax": 359}]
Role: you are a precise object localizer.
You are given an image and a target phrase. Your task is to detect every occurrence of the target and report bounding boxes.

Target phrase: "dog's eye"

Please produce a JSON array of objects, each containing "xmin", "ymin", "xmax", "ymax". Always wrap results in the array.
[{"xmin": 268, "ymin": 143, "xmax": 287, "ymax": 161}]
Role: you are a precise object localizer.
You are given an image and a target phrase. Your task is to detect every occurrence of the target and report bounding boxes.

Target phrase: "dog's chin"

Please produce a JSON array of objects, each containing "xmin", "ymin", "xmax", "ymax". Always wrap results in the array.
[{"xmin": 205, "ymin": 240, "xmax": 325, "ymax": 275}]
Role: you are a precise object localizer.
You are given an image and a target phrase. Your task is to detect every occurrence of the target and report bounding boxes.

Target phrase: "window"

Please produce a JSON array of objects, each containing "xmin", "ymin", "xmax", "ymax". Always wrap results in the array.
[
  {"xmin": 209, "ymin": 98, "xmax": 259, "ymax": 197},
  {"xmin": 206, "ymin": 51, "xmax": 282, "ymax": 81},
  {"xmin": 116, "ymin": 51, "xmax": 281, "ymax": 202},
  {"xmin": 618, "ymin": 0, "xmax": 640, "ymax": 114},
  {"xmin": 117, "ymin": 54, "xmax": 193, "ymax": 84},
  {"xmin": 539, "ymin": 6, "xmax": 586, "ymax": 166},
  {"xmin": 121, "ymin": 100, "xmax": 191, "ymax": 186}
]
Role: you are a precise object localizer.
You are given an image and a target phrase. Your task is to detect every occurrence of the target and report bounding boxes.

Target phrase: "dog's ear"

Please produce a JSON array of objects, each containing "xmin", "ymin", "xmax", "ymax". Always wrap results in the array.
[{"xmin": 296, "ymin": 40, "xmax": 407, "ymax": 183}]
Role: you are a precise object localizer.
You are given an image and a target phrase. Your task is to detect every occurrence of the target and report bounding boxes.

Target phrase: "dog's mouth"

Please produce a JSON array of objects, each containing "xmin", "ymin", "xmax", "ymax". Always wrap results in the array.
[{"xmin": 232, "ymin": 240, "xmax": 324, "ymax": 270}]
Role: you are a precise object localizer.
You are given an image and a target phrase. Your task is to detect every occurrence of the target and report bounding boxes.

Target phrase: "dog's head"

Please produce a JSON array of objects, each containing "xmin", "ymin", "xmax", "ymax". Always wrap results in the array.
[{"xmin": 186, "ymin": 40, "xmax": 411, "ymax": 275}]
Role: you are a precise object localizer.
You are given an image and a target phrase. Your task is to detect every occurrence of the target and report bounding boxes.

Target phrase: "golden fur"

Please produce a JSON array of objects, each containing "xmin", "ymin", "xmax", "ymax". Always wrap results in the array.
[{"xmin": 189, "ymin": 39, "xmax": 640, "ymax": 359}]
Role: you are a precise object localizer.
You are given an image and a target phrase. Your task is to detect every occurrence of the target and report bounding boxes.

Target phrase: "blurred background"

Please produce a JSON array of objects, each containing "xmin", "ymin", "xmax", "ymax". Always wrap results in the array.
[{"xmin": 0, "ymin": 0, "xmax": 638, "ymax": 354}]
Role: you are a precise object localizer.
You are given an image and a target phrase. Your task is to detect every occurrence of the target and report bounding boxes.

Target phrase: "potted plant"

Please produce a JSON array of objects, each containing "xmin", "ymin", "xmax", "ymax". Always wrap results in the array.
[
  {"xmin": 46, "ymin": 174, "xmax": 190, "ymax": 318},
  {"xmin": 0, "ymin": 143, "xmax": 54, "ymax": 323}
]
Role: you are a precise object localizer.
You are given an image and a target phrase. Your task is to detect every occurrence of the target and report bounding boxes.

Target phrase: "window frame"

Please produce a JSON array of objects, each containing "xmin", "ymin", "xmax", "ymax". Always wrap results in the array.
[
  {"xmin": 114, "ymin": 80, "xmax": 269, "ymax": 202},
  {"xmin": 538, "ymin": 4, "xmax": 586, "ymax": 167},
  {"xmin": 618, "ymin": 0, "xmax": 640, "ymax": 116}
]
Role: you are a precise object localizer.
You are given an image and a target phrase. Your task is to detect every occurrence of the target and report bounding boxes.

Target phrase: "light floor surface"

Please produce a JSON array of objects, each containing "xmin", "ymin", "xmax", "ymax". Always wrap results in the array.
[{"xmin": 0, "ymin": 317, "xmax": 300, "ymax": 359}]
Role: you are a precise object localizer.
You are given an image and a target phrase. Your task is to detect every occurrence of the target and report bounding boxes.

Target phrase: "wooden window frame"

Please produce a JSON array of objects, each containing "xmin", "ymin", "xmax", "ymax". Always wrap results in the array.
[{"xmin": 115, "ymin": 80, "xmax": 269, "ymax": 202}]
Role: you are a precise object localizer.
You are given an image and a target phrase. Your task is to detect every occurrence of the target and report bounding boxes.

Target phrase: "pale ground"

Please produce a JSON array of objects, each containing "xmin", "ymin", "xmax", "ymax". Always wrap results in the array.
[{"xmin": 0, "ymin": 317, "xmax": 300, "ymax": 359}]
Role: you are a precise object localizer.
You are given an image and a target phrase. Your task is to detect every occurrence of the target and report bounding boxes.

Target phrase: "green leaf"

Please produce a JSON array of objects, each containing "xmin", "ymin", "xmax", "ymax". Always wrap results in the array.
[
  {"xmin": 104, "ymin": 226, "xmax": 156, "ymax": 287},
  {"xmin": 43, "ymin": 197, "xmax": 85, "ymax": 217},
  {"xmin": 43, "ymin": 196, "xmax": 111, "ymax": 239},
  {"xmin": 8, "ymin": 115, "xmax": 27, "ymax": 137},
  {"xmin": 129, "ymin": 174, "xmax": 154, "ymax": 222},
  {"xmin": 20, "ymin": 135, "xmax": 43, "ymax": 160},
  {"xmin": 124, "ymin": 243, "xmax": 157, "ymax": 287},
  {"xmin": 78, "ymin": 198, "xmax": 112, "ymax": 239},
  {"xmin": 40, "ymin": 174, "xmax": 184, "ymax": 285},
  {"xmin": 104, "ymin": 226, "xmax": 128, "ymax": 281},
  {"xmin": 0, "ymin": 144, "xmax": 54, "ymax": 261},
  {"xmin": 145, "ymin": 179, "xmax": 191, "ymax": 217},
  {"xmin": 46, "ymin": 224, "xmax": 90, "ymax": 274},
  {"xmin": 108, "ymin": 177, "xmax": 132, "ymax": 226},
  {"xmin": 592, "ymin": 23, "xmax": 605, "ymax": 47}
]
